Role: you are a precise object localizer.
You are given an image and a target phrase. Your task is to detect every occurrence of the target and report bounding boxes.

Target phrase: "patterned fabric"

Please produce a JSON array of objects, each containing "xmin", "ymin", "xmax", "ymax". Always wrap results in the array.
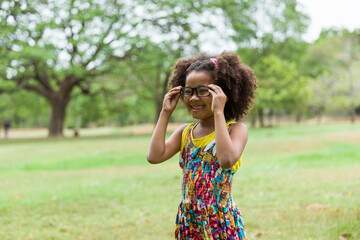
[
  {"xmin": 180, "ymin": 122, "xmax": 242, "ymax": 172},
  {"xmin": 175, "ymin": 123, "xmax": 246, "ymax": 240}
]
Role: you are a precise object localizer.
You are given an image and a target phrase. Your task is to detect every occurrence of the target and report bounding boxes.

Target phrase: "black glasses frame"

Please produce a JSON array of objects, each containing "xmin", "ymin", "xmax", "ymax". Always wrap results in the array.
[{"xmin": 181, "ymin": 86, "xmax": 211, "ymax": 98}]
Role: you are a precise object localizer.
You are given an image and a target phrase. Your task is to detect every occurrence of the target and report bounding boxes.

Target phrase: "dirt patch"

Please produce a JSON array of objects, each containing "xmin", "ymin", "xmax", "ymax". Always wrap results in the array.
[
  {"xmin": 31, "ymin": 162, "xmax": 180, "ymax": 177},
  {"xmin": 326, "ymin": 132, "xmax": 360, "ymax": 143},
  {"xmin": 1, "ymin": 124, "xmax": 185, "ymax": 140},
  {"xmin": 248, "ymin": 136, "xmax": 327, "ymax": 153},
  {"xmin": 127, "ymin": 123, "xmax": 183, "ymax": 135},
  {"xmin": 275, "ymin": 138, "xmax": 326, "ymax": 153},
  {"xmin": 293, "ymin": 165, "xmax": 360, "ymax": 182}
]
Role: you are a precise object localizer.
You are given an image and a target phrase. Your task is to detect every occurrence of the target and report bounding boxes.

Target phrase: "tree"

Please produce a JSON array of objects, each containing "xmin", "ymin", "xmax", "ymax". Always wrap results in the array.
[
  {"xmin": 338, "ymin": 31, "xmax": 360, "ymax": 123},
  {"xmin": 121, "ymin": 0, "xmax": 227, "ymax": 123},
  {"xmin": 306, "ymin": 74, "xmax": 336, "ymax": 123},
  {"xmin": 252, "ymin": 55, "xmax": 308, "ymax": 127},
  {"xmin": 1, "ymin": 0, "xmax": 240, "ymax": 135},
  {"xmin": 219, "ymin": 0, "xmax": 310, "ymax": 126},
  {"xmin": 0, "ymin": 0, "xmax": 142, "ymax": 137},
  {"xmin": 137, "ymin": 0, "xmax": 309, "ymax": 124},
  {"xmin": 124, "ymin": 41, "xmax": 194, "ymax": 124},
  {"xmin": 302, "ymin": 28, "xmax": 360, "ymax": 122},
  {"xmin": 0, "ymin": 90, "xmax": 49, "ymax": 127}
]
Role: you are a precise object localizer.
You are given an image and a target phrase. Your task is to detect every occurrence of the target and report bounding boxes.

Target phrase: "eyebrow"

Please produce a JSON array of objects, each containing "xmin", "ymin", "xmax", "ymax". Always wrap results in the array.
[{"xmin": 184, "ymin": 85, "xmax": 209, "ymax": 88}]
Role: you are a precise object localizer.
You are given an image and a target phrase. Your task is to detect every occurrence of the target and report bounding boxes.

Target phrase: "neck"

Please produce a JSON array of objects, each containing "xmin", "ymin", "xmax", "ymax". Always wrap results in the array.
[{"xmin": 198, "ymin": 115, "xmax": 215, "ymax": 129}]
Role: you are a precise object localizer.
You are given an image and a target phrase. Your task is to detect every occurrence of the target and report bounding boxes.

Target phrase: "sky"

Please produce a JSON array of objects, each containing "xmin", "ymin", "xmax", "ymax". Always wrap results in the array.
[{"xmin": 298, "ymin": 0, "xmax": 360, "ymax": 42}]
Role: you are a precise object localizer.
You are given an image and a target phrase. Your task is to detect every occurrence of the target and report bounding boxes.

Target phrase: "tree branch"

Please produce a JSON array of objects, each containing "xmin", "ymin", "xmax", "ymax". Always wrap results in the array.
[
  {"xmin": 19, "ymin": 83, "xmax": 52, "ymax": 100},
  {"xmin": 0, "ymin": 88, "xmax": 16, "ymax": 94},
  {"xmin": 75, "ymin": 81, "xmax": 91, "ymax": 95},
  {"xmin": 83, "ymin": 16, "xmax": 120, "ymax": 68},
  {"xmin": 60, "ymin": 75, "xmax": 77, "ymax": 99},
  {"xmin": 66, "ymin": 0, "xmax": 80, "ymax": 64},
  {"xmin": 33, "ymin": 60, "xmax": 54, "ymax": 92}
]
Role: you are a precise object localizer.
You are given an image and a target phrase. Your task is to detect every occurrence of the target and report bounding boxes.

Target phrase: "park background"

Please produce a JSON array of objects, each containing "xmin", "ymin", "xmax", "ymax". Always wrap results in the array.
[{"xmin": 0, "ymin": 0, "xmax": 359, "ymax": 239}]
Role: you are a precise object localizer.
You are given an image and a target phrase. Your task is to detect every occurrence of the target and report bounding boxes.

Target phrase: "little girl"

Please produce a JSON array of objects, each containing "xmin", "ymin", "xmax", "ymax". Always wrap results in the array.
[{"xmin": 147, "ymin": 51, "xmax": 258, "ymax": 240}]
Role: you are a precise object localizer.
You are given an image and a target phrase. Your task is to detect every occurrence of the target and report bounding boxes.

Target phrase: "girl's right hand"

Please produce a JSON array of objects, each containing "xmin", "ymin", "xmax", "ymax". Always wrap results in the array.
[{"xmin": 162, "ymin": 86, "xmax": 182, "ymax": 113}]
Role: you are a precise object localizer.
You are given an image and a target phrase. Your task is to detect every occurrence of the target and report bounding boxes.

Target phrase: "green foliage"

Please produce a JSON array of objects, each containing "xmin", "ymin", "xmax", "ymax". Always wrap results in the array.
[
  {"xmin": 66, "ymin": 94, "xmax": 108, "ymax": 128},
  {"xmin": 302, "ymin": 29, "xmax": 360, "ymax": 119},
  {"xmin": 252, "ymin": 55, "xmax": 308, "ymax": 124},
  {"xmin": 0, "ymin": 0, "xmax": 225, "ymax": 131},
  {"xmin": 1, "ymin": 0, "xmax": 357, "ymax": 128},
  {"xmin": 222, "ymin": 0, "xmax": 311, "ymax": 125},
  {"xmin": 0, "ymin": 91, "xmax": 49, "ymax": 127},
  {"xmin": 0, "ymin": 0, "xmax": 148, "ymax": 135},
  {"xmin": 223, "ymin": 0, "xmax": 309, "ymax": 49}
]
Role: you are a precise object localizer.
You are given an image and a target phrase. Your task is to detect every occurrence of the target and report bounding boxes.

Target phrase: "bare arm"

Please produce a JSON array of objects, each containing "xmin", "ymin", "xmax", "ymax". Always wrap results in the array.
[
  {"xmin": 209, "ymin": 84, "xmax": 248, "ymax": 169},
  {"xmin": 214, "ymin": 113, "xmax": 248, "ymax": 169},
  {"xmin": 147, "ymin": 86, "xmax": 186, "ymax": 164}
]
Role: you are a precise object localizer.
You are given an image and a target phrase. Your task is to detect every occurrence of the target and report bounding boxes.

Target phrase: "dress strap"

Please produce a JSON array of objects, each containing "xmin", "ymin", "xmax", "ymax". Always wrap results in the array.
[{"xmin": 180, "ymin": 123, "xmax": 196, "ymax": 154}]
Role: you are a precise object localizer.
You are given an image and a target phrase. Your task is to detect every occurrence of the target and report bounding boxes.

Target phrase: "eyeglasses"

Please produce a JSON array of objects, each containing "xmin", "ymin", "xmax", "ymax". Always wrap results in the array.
[{"xmin": 181, "ymin": 86, "xmax": 210, "ymax": 98}]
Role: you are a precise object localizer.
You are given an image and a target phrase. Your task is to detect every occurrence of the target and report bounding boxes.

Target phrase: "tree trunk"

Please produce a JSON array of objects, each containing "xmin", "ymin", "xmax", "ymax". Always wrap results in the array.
[
  {"xmin": 258, "ymin": 108, "xmax": 265, "ymax": 128},
  {"xmin": 268, "ymin": 109, "xmax": 273, "ymax": 127},
  {"xmin": 48, "ymin": 96, "xmax": 70, "ymax": 137},
  {"xmin": 346, "ymin": 39, "xmax": 356, "ymax": 124},
  {"xmin": 348, "ymin": 71, "xmax": 356, "ymax": 123},
  {"xmin": 154, "ymin": 71, "xmax": 171, "ymax": 123},
  {"xmin": 249, "ymin": 111, "xmax": 257, "ymax": 128},
  {"xmin": 350, "ymin": 109, "xmax": 356, "ymax": 123},
  {"xmin": 155, "ymin": 100, "xmax": 163, "ymax": 122},
  {"xmin": 295, "ymin": 111, "xmax": 302, "ymax": 123}
]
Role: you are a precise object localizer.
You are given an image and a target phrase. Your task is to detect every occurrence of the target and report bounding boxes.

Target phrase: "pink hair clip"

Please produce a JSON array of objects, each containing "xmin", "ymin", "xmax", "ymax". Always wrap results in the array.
[
  {"xmin": 186, "ymin": 58, "xmax": 218, "ymax": 72},
  {"xmin": 210, "ymin": 58, "xmax": 219, "ymax": 69}
]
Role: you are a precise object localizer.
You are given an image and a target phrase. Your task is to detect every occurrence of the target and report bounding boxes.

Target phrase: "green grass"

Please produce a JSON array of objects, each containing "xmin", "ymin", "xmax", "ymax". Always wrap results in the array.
[{"xmin": 0, "ymin": 123, "xmax": 359, "ymax": 240}]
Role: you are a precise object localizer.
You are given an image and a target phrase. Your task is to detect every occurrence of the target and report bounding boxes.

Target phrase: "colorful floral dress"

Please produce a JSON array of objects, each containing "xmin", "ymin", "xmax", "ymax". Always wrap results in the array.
[{"xmin": 175, "ymin": 122, "xmax": 246, "ymax": 240}]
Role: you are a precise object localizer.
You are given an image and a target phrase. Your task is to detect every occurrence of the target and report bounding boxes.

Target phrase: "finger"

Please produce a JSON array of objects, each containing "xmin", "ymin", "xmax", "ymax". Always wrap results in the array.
[
  {"xmin": 208, "ymin": 89, "xmax": 216, "ymax": 96},
  {"xmin": 169, "ymin": 88, "xmax": 181, "ymax": 93},
  {"xmin": 170, "ymin": 93, "xmax": 181, "ymax": 107},
  {"xmin": 174, "ymin": 92, "xmax": 181, "ymax": 102},
  {"xmin": 209, "ymin": 84, "xmax": 220, "ymax": 88},
  {"xmin": 208, "ymin": 85, "xmax": 219, "ymax": 94},
  {"xmin": 172, "ymin": 86, "xmax": 182, "ymax": 91},
  {"xmin": 210, "ymin": 86, "xmax": 227, "ymax": 98},
  {"xmin": 167, "ymin": 88, "xmax": 182, "ymax": 96},
  {"xmin": 171, "ymin": 91, "xmax": 183, "ymax": 101},
  {"xmin": 211, "ymin": 84, "xmax": 223, "ymax": 91},
  {"xmin": 209, "ymin": 84, "xmax": 223, "ymax": 93},
  {"xmin": 168, "ymin": 86, "xmax": 182, "ymax": 93},
  {"xmin": 209, "ymin": 88, "xmax": 227, "ymax": 102}
]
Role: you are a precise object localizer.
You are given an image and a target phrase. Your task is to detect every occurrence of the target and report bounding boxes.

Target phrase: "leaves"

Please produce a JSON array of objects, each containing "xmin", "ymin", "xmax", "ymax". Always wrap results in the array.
[{"xmin": 303, "ymin": 29, "xmax": 360, "ymax": 119}]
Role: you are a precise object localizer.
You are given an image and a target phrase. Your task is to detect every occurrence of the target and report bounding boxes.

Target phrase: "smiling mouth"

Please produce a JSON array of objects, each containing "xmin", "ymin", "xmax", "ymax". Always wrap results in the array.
[{"xmin": 190, "ymin": 105, "xmax": 205, "ymax": 111}]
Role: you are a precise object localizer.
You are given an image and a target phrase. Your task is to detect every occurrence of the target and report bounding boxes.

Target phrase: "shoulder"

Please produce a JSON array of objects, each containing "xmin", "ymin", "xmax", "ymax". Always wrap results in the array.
[
  {"xmin": 178, "ymin": 123, "xmax": 191, "ymax": 132},
  {"xmin": 173, "ymin": 123, "xmax": 192, "ymax": 136},
  {"xmin": 178, "ymin": 123, "xmax": 195, "ymax": 151},
  {"xmin": 228, "ymin": 122, "xmax": 248, "ymax": 136}
]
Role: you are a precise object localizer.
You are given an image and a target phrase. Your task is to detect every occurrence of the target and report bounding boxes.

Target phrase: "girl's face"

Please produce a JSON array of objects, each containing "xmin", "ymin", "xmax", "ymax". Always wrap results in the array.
[{"xmin": 183, "ymin": 71, "xmax": 215, "ymax": 120}]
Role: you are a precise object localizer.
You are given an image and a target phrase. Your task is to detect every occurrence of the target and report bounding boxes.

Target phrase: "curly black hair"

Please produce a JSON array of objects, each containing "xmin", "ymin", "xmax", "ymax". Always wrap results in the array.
[{"xmin": 170, "ymin": 51, "xmax": 258, "ymax": 121}]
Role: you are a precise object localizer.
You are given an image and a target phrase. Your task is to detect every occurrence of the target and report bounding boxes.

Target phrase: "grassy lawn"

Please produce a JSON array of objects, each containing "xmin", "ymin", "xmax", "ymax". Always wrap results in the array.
[{"xmin": 0, "ymin": 123, "xmax": 359, "ymax": 240}]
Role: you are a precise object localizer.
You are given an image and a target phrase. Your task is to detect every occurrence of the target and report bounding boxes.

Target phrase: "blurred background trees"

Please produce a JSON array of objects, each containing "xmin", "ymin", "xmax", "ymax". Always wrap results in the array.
[
  {"xmin": 302, "ymin": 29, "xmax": 360, "ymax": 123},
  {"xmin": 0, "ymin": 0, "xmax": 359, "ymax": 137}
]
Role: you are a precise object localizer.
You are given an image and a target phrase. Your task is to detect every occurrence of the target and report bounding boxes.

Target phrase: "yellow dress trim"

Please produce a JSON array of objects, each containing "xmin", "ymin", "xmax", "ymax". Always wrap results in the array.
[{"xmin": 180, "ymin": 121, "xmax": 242, "ymax": 172}]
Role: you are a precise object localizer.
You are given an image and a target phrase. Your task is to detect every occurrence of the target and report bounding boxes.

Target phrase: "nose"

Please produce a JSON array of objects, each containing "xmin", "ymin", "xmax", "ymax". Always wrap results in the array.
[{"xmin": 189, "ymin": 91, "xmax": 200, "ymax": 101}]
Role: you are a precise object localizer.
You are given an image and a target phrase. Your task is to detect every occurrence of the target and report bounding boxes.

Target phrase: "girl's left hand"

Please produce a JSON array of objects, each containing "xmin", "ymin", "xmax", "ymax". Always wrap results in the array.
[{"xmin": 208, "ymin": 84, "xmax": 227, "ymax": 114}]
